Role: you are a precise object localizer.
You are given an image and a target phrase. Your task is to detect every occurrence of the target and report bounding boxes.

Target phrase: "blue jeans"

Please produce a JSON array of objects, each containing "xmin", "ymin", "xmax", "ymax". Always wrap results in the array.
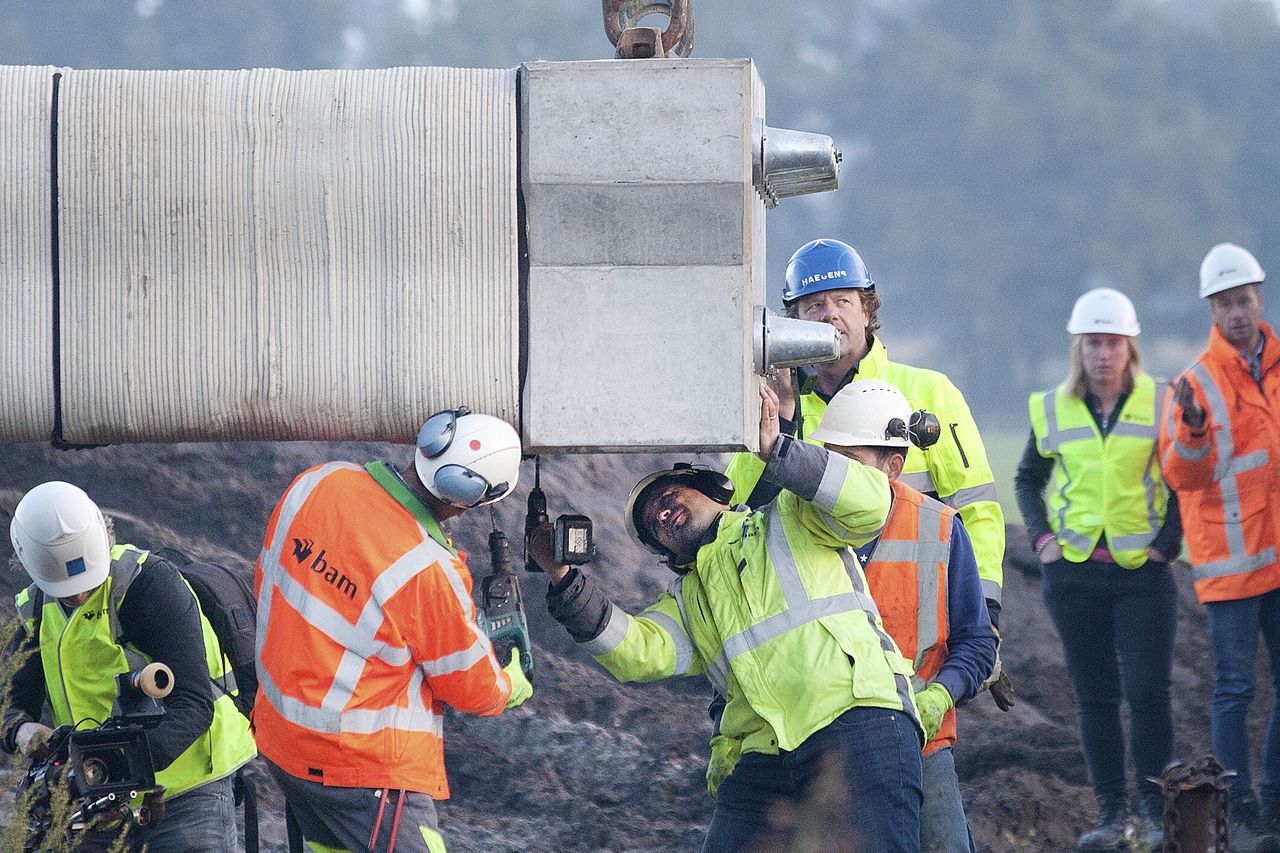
[
  {"xmin": 76, "ymin": 774, "xmax": 239, "ymax": 853},
  {"xmin": 921, "ymin": 748, "xmax": 975, "ymax": 853},
  {"xmin": 702, "ymin": 707, "xmax": 923, "ymax": 853},
  {"xmin": 1206, "ymin": 588, "xmax": 1280, "ymax": 801}
]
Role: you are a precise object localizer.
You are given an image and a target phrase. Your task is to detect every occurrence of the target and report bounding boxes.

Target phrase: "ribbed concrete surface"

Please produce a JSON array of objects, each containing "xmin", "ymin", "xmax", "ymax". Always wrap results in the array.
[
  {"xmin": 0, "ymin": 66, "xmax": 56, "ymax": 441},
  {"xmin": 57, "ymin": 67, "xmax": 518, "ymax": 443}
]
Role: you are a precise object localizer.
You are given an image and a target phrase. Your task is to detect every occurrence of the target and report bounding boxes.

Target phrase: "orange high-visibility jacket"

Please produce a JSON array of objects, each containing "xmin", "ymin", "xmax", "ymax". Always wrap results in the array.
[
  {"xmin": 863, "ymin": 479, "xmax": 955, "ymax": 755},
  {"xmin": 1159, "ymin": 322, "xmax": 1280, "ymax": 604},
  {"xmin": 253, "ymin": 461, "xmax": 512, "ymax": 796}
]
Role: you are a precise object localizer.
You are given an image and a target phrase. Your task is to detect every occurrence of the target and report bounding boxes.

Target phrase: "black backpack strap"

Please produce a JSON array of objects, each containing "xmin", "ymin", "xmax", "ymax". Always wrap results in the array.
[
  {"xmin": 106, "ymin": 547, "xmax": 150, "ymax": 672},
  {"xmin": 236, "ymin": 768, "xmax": 259, "ymax": 853},
  {"xmin": 285, "ymin": 801, "xmax": 306, "ymax": 853},
  {"xmin": 18, "ymin": 584, "xmax": 44, "ymax": 642}
]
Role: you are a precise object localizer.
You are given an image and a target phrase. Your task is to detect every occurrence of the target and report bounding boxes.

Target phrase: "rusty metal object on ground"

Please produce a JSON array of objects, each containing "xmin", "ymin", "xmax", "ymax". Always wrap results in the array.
[
  {"xmin": 1154, "ymin": 756, "xmax": 1234, "ymax": 852},
  {"xmin": 602, "ymin": 0, "xmax": 695, "ymax": 58}
]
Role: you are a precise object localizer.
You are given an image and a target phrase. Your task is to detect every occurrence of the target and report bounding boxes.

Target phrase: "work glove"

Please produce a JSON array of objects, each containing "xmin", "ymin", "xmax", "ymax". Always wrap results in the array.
[
  {"xmin": 706, "ymin": 734, "xmax": 743, "ymax": 799},
  {"xmin": 503, "ymin": 649, "xmax": 533, "ymax": 709},
  {"xmin": 979, "ymin": 625, "xmax": 1016, "ymax": 712},
  {"xmin": 989, "ymin": 665, "xmax": 1015, "ymax": 712},
  {"xmin": 15, "ymin": 722, "xmax": 53, "ymax": 756},
  {"xmin": 914, "ymin": 683, "xmax": 953, "ymax": 742}
]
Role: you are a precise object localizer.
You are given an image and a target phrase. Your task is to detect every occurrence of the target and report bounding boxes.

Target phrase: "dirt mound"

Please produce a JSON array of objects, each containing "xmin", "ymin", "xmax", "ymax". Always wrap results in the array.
[{"xmin": 0, "ymin": 441, "xmax": 1260, "ymax": 852}]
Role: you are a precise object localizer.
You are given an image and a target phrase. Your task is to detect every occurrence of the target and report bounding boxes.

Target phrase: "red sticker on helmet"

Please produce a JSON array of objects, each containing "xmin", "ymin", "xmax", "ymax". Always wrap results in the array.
[{"xmin": 469, "ymin": 439, "xmax": 481, "ymax": 451}]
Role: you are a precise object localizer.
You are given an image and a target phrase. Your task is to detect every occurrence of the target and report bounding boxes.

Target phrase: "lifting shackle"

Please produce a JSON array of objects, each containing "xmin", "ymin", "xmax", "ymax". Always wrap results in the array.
[{"xmin": 602, "ymin": 0, "xmax": 695, "ymax": 59}]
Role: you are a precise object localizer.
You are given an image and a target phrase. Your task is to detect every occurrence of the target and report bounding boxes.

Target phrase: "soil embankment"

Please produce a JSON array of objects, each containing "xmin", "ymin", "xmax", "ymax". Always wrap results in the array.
[{"xmin": 0, "ymin": 442, "xmax": 1249, "ymax": 852}]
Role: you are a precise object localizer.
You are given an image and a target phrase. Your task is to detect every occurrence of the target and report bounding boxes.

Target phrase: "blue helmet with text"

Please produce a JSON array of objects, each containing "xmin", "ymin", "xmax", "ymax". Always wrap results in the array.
[{"xmin": 782, "ymin": 239, "xmax": 875, "ymax": 304}]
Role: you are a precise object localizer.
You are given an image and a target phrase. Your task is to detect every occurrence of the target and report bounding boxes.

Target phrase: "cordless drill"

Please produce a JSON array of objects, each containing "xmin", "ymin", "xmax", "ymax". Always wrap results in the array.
[
  {"xmin": 524, "ymin": 456, "xmax": 595, "ymax": 571},
  {"xmin": 524, "ymin": 462, "xmax": 549, "ymax": 573},
  {"xmin": 479, "ymin": 520, "xmax": 533, "ymax": 676}
]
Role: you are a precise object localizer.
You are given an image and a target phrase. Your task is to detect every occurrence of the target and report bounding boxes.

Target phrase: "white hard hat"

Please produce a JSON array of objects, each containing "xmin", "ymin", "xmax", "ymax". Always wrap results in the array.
[
  {"xmin": 809, "ymin": 379, "xmax": 912, "ymax": 447},
  {"xmin": 1066, "ymin": 287, "xmax": 1141, "ymax": 337},
  {"xmin": 9, "ymin": 481, "xmax": 111, "ymax": 599},
  {"xmin": 1200, "ymin": 243, "xmax": 1265, "ymax": 299},
  {"xmin": 414, "ymin": 408, "xmax": 521, "ymax": 508}
]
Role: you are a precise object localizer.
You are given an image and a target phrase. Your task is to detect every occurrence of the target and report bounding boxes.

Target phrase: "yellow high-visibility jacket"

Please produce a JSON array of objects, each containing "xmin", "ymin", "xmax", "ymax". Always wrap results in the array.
[{"xmin": 585, "ymin": 438, "xmax": 921, "ymax": 756}]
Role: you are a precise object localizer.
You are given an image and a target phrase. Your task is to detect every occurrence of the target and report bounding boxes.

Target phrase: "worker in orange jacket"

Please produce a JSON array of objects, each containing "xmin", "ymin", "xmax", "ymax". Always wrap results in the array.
[
  {"xmin": 254, "ymin": 408, "xmax": 533, "ymax": 853},
  {"xmin": 810, "ymin": 379, "xmax": 996, "ymax": 853},
  {"xmin": 1160, "ymin": 243, "xmax": 1280, "ymax": 841}
]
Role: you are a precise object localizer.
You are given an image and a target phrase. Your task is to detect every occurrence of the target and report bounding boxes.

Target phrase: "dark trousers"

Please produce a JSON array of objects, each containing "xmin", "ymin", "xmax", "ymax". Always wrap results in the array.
[
  {"xmin": 1042, "ymin": 558, "xmax": 1177, "ymax": 812},
  {"xmin": 265, "ymin": 758, "xmax": 446, "ymax": 853},
  {"xmin": 702, "ymin": 706, "xmax": 923, "ymax": 853}
]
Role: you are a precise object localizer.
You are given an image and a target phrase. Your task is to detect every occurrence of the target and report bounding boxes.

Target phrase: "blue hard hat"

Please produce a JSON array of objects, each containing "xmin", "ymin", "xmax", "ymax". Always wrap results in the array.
[{"xmin": 782, "ymin": 239, "xmax": 875, "ymax": 304}]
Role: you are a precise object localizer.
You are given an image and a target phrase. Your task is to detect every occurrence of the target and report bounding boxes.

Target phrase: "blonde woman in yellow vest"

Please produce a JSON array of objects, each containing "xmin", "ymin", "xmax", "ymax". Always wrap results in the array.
[{"xmin": 1014, "ymin": 288, "xmax": 1181, "ymax": 851}]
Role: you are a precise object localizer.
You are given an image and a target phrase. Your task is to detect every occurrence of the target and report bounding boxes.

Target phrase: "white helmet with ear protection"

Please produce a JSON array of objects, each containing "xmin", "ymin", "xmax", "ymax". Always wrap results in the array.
[
  {"xmin": 809, "ymin": 380, "xmax": 913, "ymax": 447},
  {"xmin": 414, "ymin": 408, "xmax": 522, "ymax": 508},
  {"xmin": 10, "ymin": 481, "xmax": 112, "ymax": 599}
]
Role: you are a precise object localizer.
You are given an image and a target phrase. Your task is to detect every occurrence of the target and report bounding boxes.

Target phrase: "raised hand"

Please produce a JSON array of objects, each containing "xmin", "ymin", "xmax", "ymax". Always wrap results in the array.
[
  {"xmin": 758, "ymin": 384, "xmax": 781, "ymax": 462},
  {"xmin": 768, "ymin": 367, "xmax": 797, "ymax": 423},
  {"xmin": 1173, "ymin": 376, "xmax": 1206, "ymax": 429}
]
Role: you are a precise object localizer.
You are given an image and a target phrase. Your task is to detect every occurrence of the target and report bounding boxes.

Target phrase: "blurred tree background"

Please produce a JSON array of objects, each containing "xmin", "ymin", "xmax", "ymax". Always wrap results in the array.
[{"xmin": 3, "ymin": 0, "xmax": 1277, "ymax": 428}]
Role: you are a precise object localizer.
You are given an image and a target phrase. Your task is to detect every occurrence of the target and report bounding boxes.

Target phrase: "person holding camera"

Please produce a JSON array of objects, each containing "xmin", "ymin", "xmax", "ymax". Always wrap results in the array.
[
  {"xmin": 535, "ymin": 385, "xmax": 924, "ymax": 853},
  {"xmin": 252, "ymin": 409, "xmax": 532, "ymax": 853},
  {"xmin": 1014, "ymin": 288, "xmax": 1180, "ymax": 850},
  {"xmin": 3, "ymin": 481, "xmax": 257, "ymax": 852}
]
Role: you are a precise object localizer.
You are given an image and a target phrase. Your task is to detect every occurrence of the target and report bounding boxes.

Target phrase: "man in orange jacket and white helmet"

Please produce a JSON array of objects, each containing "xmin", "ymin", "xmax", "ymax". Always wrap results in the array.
[
  {"xmin": 254, "ymin": 407, "xmax": 533, "ymax": 853},
  {"xmin": 809, "ymin": 379, "xmax": 996, "ymax": 853},
  {"xmin": 1160, "ymin": 243, "xmax": 1280, "ymax": 841}
]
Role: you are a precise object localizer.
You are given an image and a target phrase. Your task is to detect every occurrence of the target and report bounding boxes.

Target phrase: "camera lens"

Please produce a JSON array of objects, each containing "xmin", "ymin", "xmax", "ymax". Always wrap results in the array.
[{"xmin": 81, "ymin": 757, "xmax": 109, "ymax": 788}]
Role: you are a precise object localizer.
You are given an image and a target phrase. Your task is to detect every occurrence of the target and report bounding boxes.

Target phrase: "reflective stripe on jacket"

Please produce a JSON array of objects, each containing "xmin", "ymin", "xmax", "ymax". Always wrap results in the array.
[
  {"xmin": 14, "ymin": 545, "xmax": 255, "ymax": 799},
  {"xmin": 725, "ymin": 337, "xmax": 1005, "ymax": 607},
  {"xmin": 1029, "ymin": 373, "xmax": 1168, "ymax": 569},
  {"xmin": 1159, "ymin": 323, "xmax": 1280, "ymax": 603},
  {"xmin": 863, "ymin": 480, "xmax": 955, "ymax": 755},
  {"xmin": 253, "ymin": 461, "xmax": 511, "ymax": 795},
  {"xmin": 587, "ymin": 438, "xmax": 920, "ymax": 757}
]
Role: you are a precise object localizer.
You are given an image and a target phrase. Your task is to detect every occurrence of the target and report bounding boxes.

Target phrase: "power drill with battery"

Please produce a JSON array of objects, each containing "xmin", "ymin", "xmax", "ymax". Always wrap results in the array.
[{"xmin": 479, "ymin": 510, "xmax": 534, "ymax": 675}]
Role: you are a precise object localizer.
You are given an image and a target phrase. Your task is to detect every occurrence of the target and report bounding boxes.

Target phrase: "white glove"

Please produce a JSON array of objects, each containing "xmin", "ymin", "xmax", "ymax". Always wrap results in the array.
[{"xmin": 16, "ymin": 722, "xmax": 53, "ymax": 755}]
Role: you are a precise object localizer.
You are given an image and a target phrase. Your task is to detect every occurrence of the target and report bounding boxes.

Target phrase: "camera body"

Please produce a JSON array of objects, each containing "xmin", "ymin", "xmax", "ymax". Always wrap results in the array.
[{"xmin": 20, "ymin": 663, "xmax": 172, "ymax": 848}]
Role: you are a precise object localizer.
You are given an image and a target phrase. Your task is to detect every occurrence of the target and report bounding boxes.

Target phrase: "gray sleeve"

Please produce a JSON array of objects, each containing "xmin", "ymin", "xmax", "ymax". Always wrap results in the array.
[
  {"xmin": 546, "ymin": 568, "xmax": 616, "ymax": 643},
  {"xmin": 760, "ymin": 435, "xmax": 830, "ymax": 501}
]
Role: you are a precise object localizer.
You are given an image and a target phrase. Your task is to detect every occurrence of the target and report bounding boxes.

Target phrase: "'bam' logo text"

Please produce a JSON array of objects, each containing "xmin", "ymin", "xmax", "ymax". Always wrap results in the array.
[{"xmin": 292, "ymin": 539, "xmax": 358, "ymax": 600}]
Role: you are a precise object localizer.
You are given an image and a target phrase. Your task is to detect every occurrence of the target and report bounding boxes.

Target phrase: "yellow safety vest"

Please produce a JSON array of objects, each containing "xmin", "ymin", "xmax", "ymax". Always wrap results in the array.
[{"xmin": 1028, "ymin": 374, "xmax": 1168, "ymax": 569}]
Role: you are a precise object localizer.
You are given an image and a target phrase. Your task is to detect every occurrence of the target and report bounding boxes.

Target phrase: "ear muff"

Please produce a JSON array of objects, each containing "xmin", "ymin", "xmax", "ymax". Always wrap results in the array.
[
  {"xmin": 416, "ymin": 407, "xmax": 470, "ymax": 459},
  {"xmin": 670, "ymin": 463, "xmax": 735, "ymax": 505},
  {"xmin": 431, "ymin": 464, "xmax": 511, "ymax": 508}
]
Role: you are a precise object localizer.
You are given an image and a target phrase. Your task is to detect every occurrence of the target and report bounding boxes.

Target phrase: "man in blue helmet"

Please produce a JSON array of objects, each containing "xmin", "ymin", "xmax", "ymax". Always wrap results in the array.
[{"xmin": 727, "ymin": 240, "xmax": 1007, "ymax": 639}]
